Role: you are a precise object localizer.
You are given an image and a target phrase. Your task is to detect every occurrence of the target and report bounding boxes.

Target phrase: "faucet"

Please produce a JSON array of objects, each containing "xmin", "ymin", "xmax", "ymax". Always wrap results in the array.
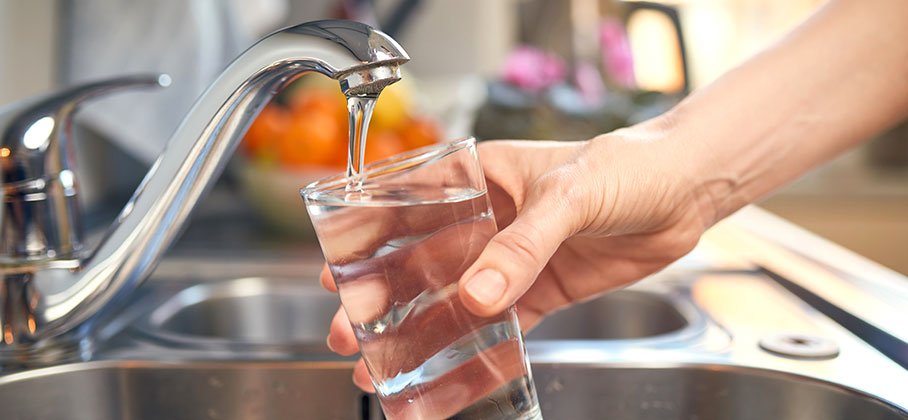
[{"xmin": 0, "ymin": 20, "xmax": 409, "ymax": 362}]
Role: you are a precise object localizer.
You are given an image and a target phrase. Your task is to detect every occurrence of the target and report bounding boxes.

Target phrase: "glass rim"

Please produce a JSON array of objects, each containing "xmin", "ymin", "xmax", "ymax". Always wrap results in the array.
[{"xmin": 300, "ymin": 137, "xmax": 477, "ymax": 197}]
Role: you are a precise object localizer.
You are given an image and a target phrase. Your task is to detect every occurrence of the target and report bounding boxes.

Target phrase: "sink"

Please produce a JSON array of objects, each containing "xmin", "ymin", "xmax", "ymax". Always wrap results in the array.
[
  {"xmin": 533, "ymin": 363, "xmax": 908, "ymax": 420},
  {"xmin": 0, "ymin": 361, "xmax": 904, "ymax": 420},
  {"xmin": 133, "ymin": 277, "xmax": 338, "ymax": 349},
  {"xmin": 0, "ymin": 361, "xmax": 378, "ymax": 420},
  {"xmin": 104, "ymin": 273, "xmax": 907, "ymax": 420},
  {"xmin": 526, "ymin": 290, "xmax": 692, "ymax": 340},
  {"xmin": 134, "ymin": 278, "xmax": 695, "ymax": 347}
]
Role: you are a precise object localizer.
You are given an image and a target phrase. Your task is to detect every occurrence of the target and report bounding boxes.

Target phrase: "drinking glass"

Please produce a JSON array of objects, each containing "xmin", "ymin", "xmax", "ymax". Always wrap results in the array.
[{"xmin": 301, "ymin": 138, "xmax": 541, "ymax": 420}]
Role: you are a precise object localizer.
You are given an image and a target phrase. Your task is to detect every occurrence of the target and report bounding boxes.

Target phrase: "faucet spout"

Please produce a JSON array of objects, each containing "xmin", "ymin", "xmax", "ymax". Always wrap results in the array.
[{"xmin": 10, "ymin": 20, "xmax": 408, "ymax": 355}]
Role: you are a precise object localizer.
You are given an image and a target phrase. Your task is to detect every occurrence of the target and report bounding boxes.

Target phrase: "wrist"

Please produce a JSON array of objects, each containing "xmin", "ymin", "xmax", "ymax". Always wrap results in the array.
[
  {"xmin": 578, "ymin": 115, "xmax": 717, "ymax": 235},
  {"xmin": 613, "ymin": 111, "xmax": 735, "ymax": 229}
]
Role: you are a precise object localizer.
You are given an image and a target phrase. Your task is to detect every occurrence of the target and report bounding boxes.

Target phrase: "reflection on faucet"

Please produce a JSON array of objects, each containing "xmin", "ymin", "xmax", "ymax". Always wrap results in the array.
[{"xmin": 0, "ymin": 20, "xmax": 409, "ymax": 362}]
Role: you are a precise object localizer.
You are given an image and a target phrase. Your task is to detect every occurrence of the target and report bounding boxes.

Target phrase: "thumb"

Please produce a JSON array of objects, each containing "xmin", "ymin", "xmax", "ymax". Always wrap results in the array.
[{"xmin": 458, "ymin": 184, "xmax": 576, "ymax": 317}]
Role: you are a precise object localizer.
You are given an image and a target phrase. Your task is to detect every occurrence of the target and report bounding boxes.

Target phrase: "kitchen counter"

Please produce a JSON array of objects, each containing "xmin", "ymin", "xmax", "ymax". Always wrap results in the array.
[{"xmin": 761, "ymin": 146, "xmax": 908, "ymax": 274}]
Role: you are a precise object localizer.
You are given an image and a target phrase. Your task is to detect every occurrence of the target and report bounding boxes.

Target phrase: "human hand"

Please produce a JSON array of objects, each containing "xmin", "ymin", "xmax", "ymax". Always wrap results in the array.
[{"xmin": 323, "ymin": 125, "xmax": 713, "ymax": 391}]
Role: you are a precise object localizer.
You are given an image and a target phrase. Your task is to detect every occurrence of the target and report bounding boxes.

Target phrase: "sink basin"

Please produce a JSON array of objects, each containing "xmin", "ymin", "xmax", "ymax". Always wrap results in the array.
[
  {"xmin": 526, "ymin": 290, "xmax": 691, "ymax": 340},
  {"xmin": 135, "ymin": 278, "xmax": 694, "ymax": 347},
  {"xmin": 0, "ymin": 361, "xmax": 377, "ymax": 420},
  {"xmin": 533, "ymin": 364, "xmax": 908, "ymax": 420},
  {"xmin": 0, "ymin": 361, "xmax": 904, "ymax": 420},
  {"xmin": 134, "ymin": 277, "xmax": 338, "ymax": 348},
  {"xmin": 110, "ymin": 274, "xmax": 905, "ymax": 420}
]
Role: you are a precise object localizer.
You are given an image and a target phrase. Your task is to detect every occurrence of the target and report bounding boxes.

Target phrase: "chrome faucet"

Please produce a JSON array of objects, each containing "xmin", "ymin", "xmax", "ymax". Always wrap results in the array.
[{"xmin": 0, "ymin": 20, "xmax": 408, "ymax": 362}]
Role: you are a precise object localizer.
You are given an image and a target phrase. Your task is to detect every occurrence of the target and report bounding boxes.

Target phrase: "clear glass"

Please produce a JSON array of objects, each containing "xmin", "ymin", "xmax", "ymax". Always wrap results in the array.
[{"xmin": 302, "ymin": 138, "xmax": 542, "ymax": 420}]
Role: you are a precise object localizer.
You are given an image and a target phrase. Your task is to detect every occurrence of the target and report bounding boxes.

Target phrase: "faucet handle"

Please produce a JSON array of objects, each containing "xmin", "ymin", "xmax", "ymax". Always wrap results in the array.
[{"xmin": 0, "ymin": 74, "xmax": 170, "ymax": 267}]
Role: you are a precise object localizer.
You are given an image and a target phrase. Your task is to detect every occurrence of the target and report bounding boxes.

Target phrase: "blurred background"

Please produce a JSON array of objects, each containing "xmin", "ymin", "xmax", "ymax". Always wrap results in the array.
[{"xmin": 1, "ymin": 0, "xmax": 905, "ymax": 273}]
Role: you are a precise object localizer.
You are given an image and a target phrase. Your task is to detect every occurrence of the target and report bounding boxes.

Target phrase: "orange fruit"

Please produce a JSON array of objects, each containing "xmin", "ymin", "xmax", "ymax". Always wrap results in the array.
[
  {"xmin": 277, "ymin": 109, "xmax": 345, "ymax": 168},
  {"xmin": 364, "ymin": 129, "xmax": 407, "ymax": 164},
  {"xmin": 326, "ymin": 134, "xmax": 350, "ymax": 169},
  {"xmin": 243, "ymin": 104, "xmax": 290, "ymax": 157},
  {"xmin": 401, "ymin": 116, "xmax": 441, "ymax": 149},
  {"xmin": 370, "ymin": 82, "xmax": 411, "ymax": 131},
  {"xmin": 289, "ymin": 88, "xmax": 347, "ymax": 125}
]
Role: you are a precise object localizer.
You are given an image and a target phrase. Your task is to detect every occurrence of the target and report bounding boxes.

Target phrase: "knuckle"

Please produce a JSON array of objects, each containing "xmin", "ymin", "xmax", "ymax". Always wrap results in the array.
[
  {"xmin": 533, "ymin": 167, "xmax": 587, "ymax": 232},
  {"xmin": 668, "ymin": 226, "xmax": 701, "ymax": 259}
]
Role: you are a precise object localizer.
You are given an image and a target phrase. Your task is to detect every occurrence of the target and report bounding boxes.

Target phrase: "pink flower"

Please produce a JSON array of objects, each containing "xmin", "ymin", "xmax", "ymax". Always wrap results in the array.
[
  {"xmin": 502, "ymin": 46, "xmax": 567, "ymax": 92},
  {"xmin": 575, "ymin": 62, "xmax": 606, "ymax": 105},
  {"xmin": 600, "ymin": 18, "xmax": 636, "ymax": 88}
]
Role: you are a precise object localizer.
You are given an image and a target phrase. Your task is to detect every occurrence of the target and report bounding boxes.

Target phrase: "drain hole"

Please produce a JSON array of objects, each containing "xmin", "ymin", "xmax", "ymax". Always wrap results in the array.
[
  {"xmin": 785, "ymin": 336, "xmax": 812, "ymax": 346},
  {"xmin": 759, "ymin": 332, "xmax": 839, "ymax": 359}
]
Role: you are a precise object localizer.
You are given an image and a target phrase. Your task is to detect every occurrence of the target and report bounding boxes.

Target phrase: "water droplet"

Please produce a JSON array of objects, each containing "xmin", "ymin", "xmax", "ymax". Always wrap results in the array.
[{"xmin": 407, "ymin": 398, "xmax": 414, "ymax": 404}]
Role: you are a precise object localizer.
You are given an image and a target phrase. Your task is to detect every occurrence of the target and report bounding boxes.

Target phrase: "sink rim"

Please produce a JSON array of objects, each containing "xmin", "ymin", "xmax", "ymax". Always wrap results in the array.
[
  {"xmin": 526, "ymin": 288, "xmax": 709, "ymax": 344},
  {"xmin": 131, "ymin": 277, "xmax": 711, "ymax": 350},
  {"xmin": 129, "ymin": 277, "xmax": 338, "ymax": 350}
]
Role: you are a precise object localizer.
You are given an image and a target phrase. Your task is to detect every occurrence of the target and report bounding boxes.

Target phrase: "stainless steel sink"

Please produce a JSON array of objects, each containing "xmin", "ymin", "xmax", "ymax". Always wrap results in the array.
[
  {"xmin": 0, "ymin": 361, "xmax": 904, "ymax": 420},
  {"xmin": 526, "ymin": 290, "xmax": 692, "ymax": 341},
  {"xmin": 132, "ymin": 277, "xmax": 338, "ymax": 351},
  {"xmin": 533, "ymin": 363, "xmax": 908, "ymax": 420},
  {"xmin": 133, "ymin": 277, "xmax": 700, "ymax": 347},
  {"xmin": 30, "ymin": 264, "xmax": 906, "ymax": 419},
  {"xmin": 0, "ymin": 361, "xmax": 377, "ymax": 420}
]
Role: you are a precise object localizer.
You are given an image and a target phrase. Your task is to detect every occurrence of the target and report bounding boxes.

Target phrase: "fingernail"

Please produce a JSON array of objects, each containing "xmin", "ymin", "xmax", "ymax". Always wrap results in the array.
[
  {"xmin": 464, "ymin": 269, "xmax": 507, "ymax": 306},
  {"xmin": 326, "ymin": 334, "xmax": 336, "ymax": 352}
]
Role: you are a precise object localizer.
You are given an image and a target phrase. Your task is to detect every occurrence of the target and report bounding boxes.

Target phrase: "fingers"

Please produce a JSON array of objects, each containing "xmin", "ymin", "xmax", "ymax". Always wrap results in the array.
[
  {"xmin": 320, "ymin": 264, "xmax": 338, "ymax": 292},
  {"xmin": 326, "ymin": 307, "xmax": 374, "ymax": 394},
  {"xmin": 353, "ymin": 358, "xmax": 376, "ymax": 393},
  {"xmin": 326, "ymin": 307, "xmax": 359, "ymax": 356},
  {"xmin": 458, "ymin": 173, "xmax": 579, "ymax": 317}
]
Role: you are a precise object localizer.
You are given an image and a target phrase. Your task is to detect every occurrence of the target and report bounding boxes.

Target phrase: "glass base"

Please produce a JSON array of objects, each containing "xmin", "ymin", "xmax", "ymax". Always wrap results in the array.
[{"xmin": 446, "ymin": 375, "xmax": 542, "ymax": 420}]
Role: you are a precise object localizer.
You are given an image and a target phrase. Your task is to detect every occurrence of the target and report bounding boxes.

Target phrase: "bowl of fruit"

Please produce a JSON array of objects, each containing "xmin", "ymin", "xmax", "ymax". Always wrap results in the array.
[{"xmin": 238, "ymin": 74, "xmax": 442, "ymax": 238}]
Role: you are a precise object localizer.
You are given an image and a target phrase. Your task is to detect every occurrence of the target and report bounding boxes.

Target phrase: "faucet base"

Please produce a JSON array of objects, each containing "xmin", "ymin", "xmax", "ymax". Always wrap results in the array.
[
  {"xmin": 0, "ymin": 336, "xmax": 91, "ymax": 370},
  {"xmin": 0, "ymin": 273, "xmax": 91, "ymax": 368},
  {"xmin": 0, "ymin": 273, "xmax": 38, "ymax": 346}
]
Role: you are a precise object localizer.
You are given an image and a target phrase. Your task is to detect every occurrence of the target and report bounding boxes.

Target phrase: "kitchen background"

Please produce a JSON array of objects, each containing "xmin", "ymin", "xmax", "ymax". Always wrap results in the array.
[{"xmin": 1, "ymin": 0, "xmax": 906, "ymax": 274}]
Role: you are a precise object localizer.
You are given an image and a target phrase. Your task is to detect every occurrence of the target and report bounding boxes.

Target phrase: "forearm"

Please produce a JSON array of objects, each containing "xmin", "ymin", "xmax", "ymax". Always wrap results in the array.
[{"xmin": 656, "ymin": 0, "xmax": 908, "ymax": 224}]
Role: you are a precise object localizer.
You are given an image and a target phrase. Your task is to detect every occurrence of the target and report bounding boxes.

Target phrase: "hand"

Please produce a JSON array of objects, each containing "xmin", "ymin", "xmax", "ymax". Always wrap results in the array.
[
  {"xmin": 456, "ymin": 128, "xmax": 711, "ymax": 325},
  {"xmin": 322, "ymin": 125, "xmax": 713, "ymax": 391}
]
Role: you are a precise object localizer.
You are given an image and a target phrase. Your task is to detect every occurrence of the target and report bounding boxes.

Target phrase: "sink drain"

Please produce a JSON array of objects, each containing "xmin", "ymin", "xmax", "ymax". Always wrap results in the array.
[{"xmin": 759, "ymin": 332, "xmax": 839, "ymax": 360}]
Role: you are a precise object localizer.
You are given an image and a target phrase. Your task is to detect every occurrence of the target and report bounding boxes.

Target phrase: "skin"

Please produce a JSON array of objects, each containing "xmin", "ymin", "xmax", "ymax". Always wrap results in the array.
[{"xmin": 323, "ymin": 0, "xmax": 908, "ymax": 392}]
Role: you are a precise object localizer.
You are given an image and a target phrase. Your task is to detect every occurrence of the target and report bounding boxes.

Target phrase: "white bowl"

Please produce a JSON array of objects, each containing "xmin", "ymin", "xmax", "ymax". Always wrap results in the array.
[{"xmin": 237, "ymin": 160, "xmax": 338, "ymax": 240}]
